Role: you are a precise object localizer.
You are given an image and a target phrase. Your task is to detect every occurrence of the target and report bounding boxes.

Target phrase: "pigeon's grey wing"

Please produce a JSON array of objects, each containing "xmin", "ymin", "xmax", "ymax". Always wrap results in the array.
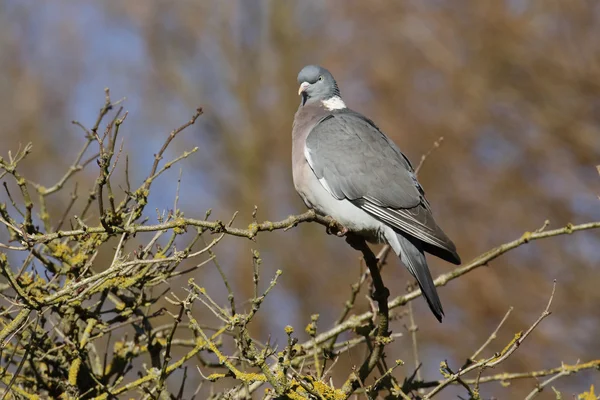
[
  {"xmin": 304, "ymin": 113, "xmax": 422, "ymax": 209},
  {"xmin": 354, "ymin": 198, "xmax": 460, "ymax": 264},
  {"xmin": 305, "ymin": 112, "xmax": 460, "ymax": 264}
]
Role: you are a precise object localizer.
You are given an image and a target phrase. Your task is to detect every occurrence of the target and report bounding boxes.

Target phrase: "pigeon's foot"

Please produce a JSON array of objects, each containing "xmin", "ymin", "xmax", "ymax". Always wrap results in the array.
[
  {"xmin": 324, "ymin": 216, "xmax": 348, "ymax": 237},
  {"xmin": 335, "ymin": 226, "xmax": 348, "ymax": 237},
  {"xmin": 326, "ymin": 223, "xmax": 348, "ymax": 236}
]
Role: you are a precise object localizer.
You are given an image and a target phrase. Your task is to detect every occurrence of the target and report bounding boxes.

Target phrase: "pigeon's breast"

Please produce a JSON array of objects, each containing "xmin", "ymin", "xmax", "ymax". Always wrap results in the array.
[
  {"xmin": 296, "ymin": 158, "xmax": 385, "ymax": 242},
  {"xmin": 292, "ymin": 104, "xmax": 384, "ymax": 241}
]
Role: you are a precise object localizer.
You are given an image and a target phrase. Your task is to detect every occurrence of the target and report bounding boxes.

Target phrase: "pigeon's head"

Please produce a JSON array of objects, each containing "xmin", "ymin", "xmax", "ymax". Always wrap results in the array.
[{"xmin": 297, "ymin": 65, "xmax": 343, "ymax": 108}]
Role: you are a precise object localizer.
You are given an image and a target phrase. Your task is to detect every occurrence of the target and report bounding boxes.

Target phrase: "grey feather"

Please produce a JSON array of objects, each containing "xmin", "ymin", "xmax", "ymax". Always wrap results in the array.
[
  {"xmin": 305, "ymin": 112, "xmax": 421, "ymax": 208},
  {"xmin": 354, "ymin": 199, "xmax": 460, "ymax": 264},
  {"xmin": 305, "ymin": 112, "xmax": 460, "ymax": 263},
  {"xmin": 292, "ymin": 65, "xmax": 461, "ymax": 321},
  {"xmin": 385, "ymin": 228, "xmax": 444, "ymax": 322}
]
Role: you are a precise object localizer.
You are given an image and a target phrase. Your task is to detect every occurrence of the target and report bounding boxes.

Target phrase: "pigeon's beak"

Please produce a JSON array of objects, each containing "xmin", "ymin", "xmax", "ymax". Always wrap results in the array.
[{"xmin": 298, "ymin": 82, "xmax": 310, "ymax": 95}]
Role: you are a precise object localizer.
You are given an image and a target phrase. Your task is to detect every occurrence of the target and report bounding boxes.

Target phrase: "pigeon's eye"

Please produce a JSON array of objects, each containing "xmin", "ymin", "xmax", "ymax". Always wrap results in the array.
[{"xmin": 318, "ymin": 75, "xmax": 323, "ymax": 81}]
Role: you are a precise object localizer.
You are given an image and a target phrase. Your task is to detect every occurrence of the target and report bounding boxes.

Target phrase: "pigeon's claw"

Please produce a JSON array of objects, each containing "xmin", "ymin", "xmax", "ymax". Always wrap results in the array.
[
  {"xmin": 324, "ymin": 216, "xmax": 348, "ymax": 237},
  {"xmin": 335, "ymin": 226, "xmax": 348, "ymax": 237}
]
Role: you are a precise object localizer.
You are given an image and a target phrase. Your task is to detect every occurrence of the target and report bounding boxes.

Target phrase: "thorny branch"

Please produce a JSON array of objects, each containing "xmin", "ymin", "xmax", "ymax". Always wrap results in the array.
[{"xmin": 0, "ymin": 95, "xmax": 598, "ymax": 399}]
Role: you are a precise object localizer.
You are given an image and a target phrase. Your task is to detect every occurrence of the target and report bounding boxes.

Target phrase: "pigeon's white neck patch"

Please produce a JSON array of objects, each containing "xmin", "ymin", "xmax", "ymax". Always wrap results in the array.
[{"xmin": 322, "ymin": 96, "xmax": 346, "ymax": 110}]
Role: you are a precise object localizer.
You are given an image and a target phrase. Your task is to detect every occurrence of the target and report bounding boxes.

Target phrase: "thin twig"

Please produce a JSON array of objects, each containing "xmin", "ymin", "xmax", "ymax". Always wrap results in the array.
[
  {"xmin": 523, "ymin": 367, "xmax": 572, "ymax": 400},
  {"xmin": 407, "ymin": 300, "xmax": 421, "ymax": 383},
  {"xmin": 469, "ymin": 306, "xmax": 513, "ymax": 362},
  {"xmin": 415, "ymin": 136, "xmax": 444, "ymax": 175}
]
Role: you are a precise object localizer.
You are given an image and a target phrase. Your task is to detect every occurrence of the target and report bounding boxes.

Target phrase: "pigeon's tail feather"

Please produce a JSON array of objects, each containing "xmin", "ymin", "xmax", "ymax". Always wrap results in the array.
[{"xmin": 384, "ymin": 227, "xmax": 444, "ymax": 322}]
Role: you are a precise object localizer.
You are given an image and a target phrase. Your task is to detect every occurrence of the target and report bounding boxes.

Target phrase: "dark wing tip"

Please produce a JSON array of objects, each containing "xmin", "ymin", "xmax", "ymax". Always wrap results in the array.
[
  {"xmin": 424, "ymin": 289, "xmax": 444, "ymax": 323},
  {"xmin": 421, "ymin": 242, "xmax": 462, "ymax": 265},
  {"xmin": 439, "ymin": 245, "xmax": 462, "ymax": 265},
  {"xmin": 451, "ymin": 252, "xmax": 462, "ymax": 265}
]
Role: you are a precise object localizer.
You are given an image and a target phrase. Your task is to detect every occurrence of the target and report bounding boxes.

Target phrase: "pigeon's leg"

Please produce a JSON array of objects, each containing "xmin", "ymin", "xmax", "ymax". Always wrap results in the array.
[{"xmin": 324, "ymin": 216, "xmax": 348, "ymax": 237}]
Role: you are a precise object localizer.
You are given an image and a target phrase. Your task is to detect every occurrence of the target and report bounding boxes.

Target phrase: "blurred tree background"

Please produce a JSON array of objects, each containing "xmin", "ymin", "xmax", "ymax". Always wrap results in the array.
[{"xmin": 1, "ymin": 0, "xmax": 599, "ymax": 398}]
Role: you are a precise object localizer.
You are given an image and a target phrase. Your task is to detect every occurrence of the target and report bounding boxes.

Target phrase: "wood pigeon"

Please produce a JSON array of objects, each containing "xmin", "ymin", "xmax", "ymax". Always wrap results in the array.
[{"xmin": 292, "ymin": 65, "xmax": 461, "ymax": 322}]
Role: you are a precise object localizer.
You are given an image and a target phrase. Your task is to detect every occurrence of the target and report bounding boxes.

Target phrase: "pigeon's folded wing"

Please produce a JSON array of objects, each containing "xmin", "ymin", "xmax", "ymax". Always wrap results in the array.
[{"xmin": 305, "ymin": 112, "xmax": 460, "ymax": 264}]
